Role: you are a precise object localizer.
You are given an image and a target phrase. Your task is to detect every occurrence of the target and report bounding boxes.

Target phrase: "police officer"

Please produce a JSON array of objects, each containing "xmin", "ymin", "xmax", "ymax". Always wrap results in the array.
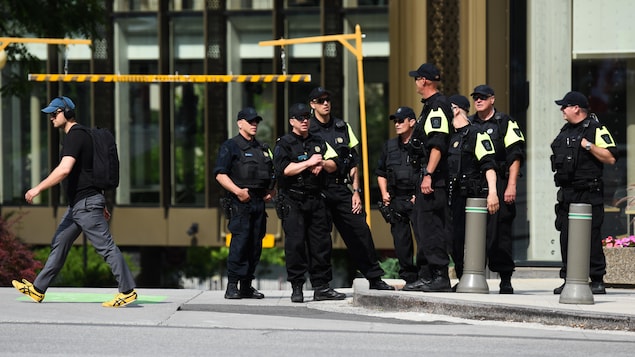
[
  {"xmin": 447, "ymin": 95, "xmax": 499, "ymax": 286},
  {"xmin": 213, "ymin": 107, "xmax": 275, "ymax": 300},
  {"xmin": 308, "ymin": 87, "xmax": 395, "ymax": 291},
  {"xmin": 376, "ymin": 106, "xmax": 420, "ymax": 284},
  {"xmin": 274, "ymin": 103, "xmax": 345, "ymax": 302},
  {"xmin": 551, "ymin": 91, "xmax": 617, "ymax": 295},
  {"xmin": 402, "ymin": 63, "xmax": 453, "ymax": 292},
  {"xmin": 469, "ymin": 84, "xmax": 525, "ymax": 294}
]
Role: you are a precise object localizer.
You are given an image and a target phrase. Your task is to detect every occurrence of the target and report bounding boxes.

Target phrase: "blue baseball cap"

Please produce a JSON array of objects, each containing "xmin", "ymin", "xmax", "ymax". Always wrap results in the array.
[{"xmin": 42, "ymin": 96, "xmax": 75, "ymax": 114}]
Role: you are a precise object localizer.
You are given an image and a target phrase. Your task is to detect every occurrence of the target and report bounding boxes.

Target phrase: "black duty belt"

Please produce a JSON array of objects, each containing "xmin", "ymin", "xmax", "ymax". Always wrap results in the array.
[
  {"xmin": 390, "ymin": 189, "xmax": 415, "ymax": 197},
  {"xmin": 248, "ymin": 188, "xmax": 268, "ymax": 197},
  {"xmin": 326, "ymin": 177, "xmax": 350, "ymax": 185},
  {"xmin": 284, "ymin": 188, "xmax": 322, "ymax": 201},
  {"xmin": 560, "ymin": 178, "xmax": 602, "ymax": 192}
]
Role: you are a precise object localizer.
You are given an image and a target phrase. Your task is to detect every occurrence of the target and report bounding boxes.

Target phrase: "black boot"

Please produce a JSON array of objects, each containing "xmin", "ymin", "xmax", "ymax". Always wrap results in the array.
[
  {"xmin": 240, "ymin": 280, "xmax": 265, "ymax": 299},
  {"xmin": 421, "ymin": 266, "xmax": 452, "ymax": 292},
  {"xmin": 313, "ymin": 284, "xmax": 346, "ymax": 301},
  {"xmin": 224, "ymin": 282, "xmax": 241, "ymax": 299},
  {"xmin": 291, "ymin": 282, "xmax": 304, "ymax": 303},
  {"xmin": 499, "ymin": 271, "xmax": 514, "ymax": 294},
  {"xmin": 402, "ymin": 266, "xmax": 432, "ymax": 291},
  {"xmin": 369, "ymin": 278, "xmax": 395, "ymax": 290},
  {"xmin": 402, "ymin": 278, "xmax": 427, "ymax": 291},
  {"xmin": 590, "ymin": 276, "xmax": 606, "ymax": 294}
]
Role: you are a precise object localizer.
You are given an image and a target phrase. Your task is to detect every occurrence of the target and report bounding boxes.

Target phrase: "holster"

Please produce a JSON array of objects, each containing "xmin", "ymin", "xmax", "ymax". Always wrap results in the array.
[
  {"xmin": 220, "ymin": 197, "xmax": 232, "ymax": 219},
  {"xmin": 377, "ymin": 201, "xmax": 406, "ymax": 223},
  {"xmin": 378, "ymin": 201, "xmax": 392, "ymax": 223},
  {"xmin": 275, "ymin": 196, "xmax": 290, "ymax": 220}
]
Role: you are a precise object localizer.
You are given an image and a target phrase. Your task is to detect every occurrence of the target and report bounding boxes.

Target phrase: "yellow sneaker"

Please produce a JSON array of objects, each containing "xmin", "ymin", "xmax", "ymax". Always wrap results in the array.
[
  {"xmin": 102, "ymin": 290, "xmax": 137, "ymax": 307},
  {"xmin": 12, "ymin": 279, "xmax": 44, "ymax": 303}
]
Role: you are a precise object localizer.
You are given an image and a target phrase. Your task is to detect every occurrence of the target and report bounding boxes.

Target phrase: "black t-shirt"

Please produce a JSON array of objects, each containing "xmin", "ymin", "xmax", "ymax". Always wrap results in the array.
[{"xmin": 61, "ymin": 125, "xmax": 100, "ymax": 205}]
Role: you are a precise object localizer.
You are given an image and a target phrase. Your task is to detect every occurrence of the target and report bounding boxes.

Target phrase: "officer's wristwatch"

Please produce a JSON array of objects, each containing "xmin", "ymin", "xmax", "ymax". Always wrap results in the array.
[
  {"xmin": 353, "ymin": 188, "xmax": 362, "ymax": 194},
  {"xmin": 585, "ymin": 142, "xmax": 592, "ymax": 151},
  {"xmin": 423, "ymin": 168, "xmax": 433, "ymax": 176}
]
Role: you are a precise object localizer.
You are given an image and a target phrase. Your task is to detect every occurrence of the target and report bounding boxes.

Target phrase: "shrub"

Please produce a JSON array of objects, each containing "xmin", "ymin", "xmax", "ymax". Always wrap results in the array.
[
  {"xmin": 0, "ymin": 213, "xmax": 43, "ymax": 286},
  {"xmin": 379, "ymin": 258, "xmax": 400, "ymax": 279}
]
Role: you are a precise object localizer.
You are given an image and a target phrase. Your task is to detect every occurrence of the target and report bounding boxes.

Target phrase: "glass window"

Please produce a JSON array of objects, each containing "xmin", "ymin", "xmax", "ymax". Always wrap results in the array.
[
  {"xmin": 115, "ymin": 15, "xmax": 161, "ymax": 205},
  {"xmin": 1, "ymin": 88, "xmax": 48, "ymax": 205},
  {"xmin": 173, "ymin": 81, "xmax": 205, "ymax": 206},
  {"xmin": 573, "ymin": 59, "xmax": 629, "ymax": 237},
  {"xmin": 125, "ymin": 77, "xmax": 161, "ymax": 205},
  {"xmin": 286, "ymin": 0, "xmax": 319, "ymax": 8},
  {"xmin": 343, "ymin": 0, "xmax": 388, "ymax": 7},
  {"xmin": 170, "ymin": 0, "xmax": 205, "ymax": 11},
  {"xmin": 172, "ymin": 15, "xmax": 205, "ymax": 206},
  {"xmin": 114, "ymin": 0, "xmax": 159, "ymax": 12},
  {"xmin": 1, "ymin": 62, "xmax": 91, "ymax": 206},
  {"xmin": 228, "ymin": 0, "xmax": 273, "ymax": 10},
  {"xmin": 240, "ymin": 60, "xmax": 276, "ymax": 146}
]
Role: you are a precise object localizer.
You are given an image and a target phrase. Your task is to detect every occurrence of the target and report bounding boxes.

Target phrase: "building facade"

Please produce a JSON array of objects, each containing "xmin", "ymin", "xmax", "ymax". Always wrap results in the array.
[{"xmin": 1, "ymin": 0, "xmax": 632, "ymax": 280}]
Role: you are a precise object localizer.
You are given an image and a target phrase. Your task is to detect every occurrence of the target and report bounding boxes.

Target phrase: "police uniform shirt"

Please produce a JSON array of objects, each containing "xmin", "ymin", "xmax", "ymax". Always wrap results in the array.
[
  {"xmin": 552, "ymin": 117, "xmax": 618, "ymax": 183},
  {"xmin": 213, "ymin": 134, "xmax": 272, "ymax": 189},
  {"xmin": 375, "ymin": 136, "xmax": 419, "ymax": 194},
  {"xmin": 309, "ymin": 116, "xmax": 360, "ymax": 177},
  {"xmin": 470, "ymin": 110, "xmax": 525, "ymax": 171},
  {"xmin": 412, "ymin": 92, "xmax": 452, "ymax": 181},
  {"xmin": 447, "ymin": 125, "xmax": 497, "ymax": 181},
  {"xmin": 273, "ymin": 132, "xmax": 329, "ymax": 191}
]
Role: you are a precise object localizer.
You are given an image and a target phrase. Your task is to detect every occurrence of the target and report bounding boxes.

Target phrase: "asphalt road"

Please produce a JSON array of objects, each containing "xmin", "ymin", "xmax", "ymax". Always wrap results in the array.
[{"xmin": 1, "ymin": 287, "xmax": 634, "ymax": 356}]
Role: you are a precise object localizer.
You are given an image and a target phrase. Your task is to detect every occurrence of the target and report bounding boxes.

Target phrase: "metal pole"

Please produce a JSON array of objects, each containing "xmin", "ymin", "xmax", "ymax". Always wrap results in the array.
[
  {"xmin": 559, "ymin": 203, "xmax": 594, "ymax": 305},
  {"xmin": 353, "ymin": 25, "xmax": 371, "ymax": 226},
  {"xmin": 258, "ymin": 26, "xmax": 371, "ymax": 225},
  {"xmin": 456, "ymin": 198, "xmax": 489, "ymax": 293}
]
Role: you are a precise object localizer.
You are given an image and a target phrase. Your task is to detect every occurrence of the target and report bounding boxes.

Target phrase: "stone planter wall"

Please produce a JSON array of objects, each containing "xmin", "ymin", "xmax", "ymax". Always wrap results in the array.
[{"xmin": 603, "ymin": 247, "xmax": 635, "ymax": 287}]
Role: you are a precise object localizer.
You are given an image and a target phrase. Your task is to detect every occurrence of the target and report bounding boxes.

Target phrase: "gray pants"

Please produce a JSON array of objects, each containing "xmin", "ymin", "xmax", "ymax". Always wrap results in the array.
[{"xmin": 34, "ymin": 194, "xmax": 136, "ymax": 293}]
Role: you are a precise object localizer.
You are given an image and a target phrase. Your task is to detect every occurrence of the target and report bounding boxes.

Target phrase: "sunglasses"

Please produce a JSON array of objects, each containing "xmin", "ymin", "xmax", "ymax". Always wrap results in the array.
[
  {"xmin": 246, "ymin": 117, "xmax": 262, "ymax": 124},
  {"xmin": 414, "ymin": 76, "xmax": 424, "ymax": 82},
  {"xmin": 313, "ymin": 97, "xmax": 331, "ymax": 104},
  {"xmin": 393, "ymin": 117, "xmax": 410, "ymax": 124},
  {"xmin": 560, "ymin": 104, "xmax": 575, "ymax": 111},
  {"xmin": 49, "ymin": 109, "xmax": 62, "ymax": 118},
  {"xmin": 472, "ymin": 94, "xmax": 491, "ymax": 101},
  {"xmin": 293, "ymin": 114, "xmax": 310, "ymax": 121}
]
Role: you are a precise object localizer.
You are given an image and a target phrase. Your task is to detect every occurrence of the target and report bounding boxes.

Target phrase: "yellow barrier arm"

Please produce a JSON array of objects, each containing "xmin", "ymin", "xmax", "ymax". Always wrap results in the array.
[{"xmin": 0, "ymin": 37, "xmax": 91, "ymax": 51}]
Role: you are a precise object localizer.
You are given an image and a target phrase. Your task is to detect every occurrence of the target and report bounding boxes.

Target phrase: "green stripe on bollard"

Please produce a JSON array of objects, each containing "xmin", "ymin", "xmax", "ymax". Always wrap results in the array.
[
  {"xmin": 568, "ymin": 213, "xmax": 593, "ymax": 220},
  {"xmin": 465, "ymin": 207, "xmax": 488, "ymax": 214}
]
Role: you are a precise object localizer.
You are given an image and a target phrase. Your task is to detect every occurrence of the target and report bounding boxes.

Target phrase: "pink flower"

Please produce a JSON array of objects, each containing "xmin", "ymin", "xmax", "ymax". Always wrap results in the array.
[{"xmin": 603, "ymin": 235, "xmax": 635, "ymax": 248}]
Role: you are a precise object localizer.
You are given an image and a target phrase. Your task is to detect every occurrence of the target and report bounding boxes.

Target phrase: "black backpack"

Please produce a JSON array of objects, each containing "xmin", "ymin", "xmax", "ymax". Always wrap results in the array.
[{"xmin": 79, "ymin": 126, "xmax": 120, "ymax": 190}]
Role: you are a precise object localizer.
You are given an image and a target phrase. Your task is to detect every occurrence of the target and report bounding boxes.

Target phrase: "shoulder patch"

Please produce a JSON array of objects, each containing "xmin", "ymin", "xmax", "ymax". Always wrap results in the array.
[
  {"xmin": 504, "ymin": 120, "xmax": 525, "ymax": 147},
  {"xmin": 595, "ymin": 126, "xmax": 616, "ymax": 148},
  {"xmin": 346, "ymin": 123, "xmax": 359, "ymax": 148},
  {"xmin": 475, "ymin": 132, "xmax": 495, "ymax": 161},
  {"xmin": 423, "ymin": 108, "xmax": 449, "ymax": 135}
]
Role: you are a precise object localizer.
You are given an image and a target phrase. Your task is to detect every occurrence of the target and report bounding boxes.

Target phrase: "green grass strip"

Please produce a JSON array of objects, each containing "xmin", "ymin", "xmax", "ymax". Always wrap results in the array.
[{"xmin": 17, "ymin": 292, "xmax": 167, "ymax": 303}]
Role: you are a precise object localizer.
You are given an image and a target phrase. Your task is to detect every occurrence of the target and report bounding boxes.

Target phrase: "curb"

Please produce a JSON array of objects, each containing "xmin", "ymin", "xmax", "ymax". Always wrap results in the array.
[{"xmin": 351, "ymin": 280, "xmax": 635, "ymax": 331}]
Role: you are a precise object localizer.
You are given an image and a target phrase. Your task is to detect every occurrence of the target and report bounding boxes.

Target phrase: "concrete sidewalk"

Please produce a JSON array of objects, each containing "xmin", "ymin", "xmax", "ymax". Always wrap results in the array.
[
  {"xmin": 2, "ymin": 277, "xmax": 634, "ymax": 332},
  {"xmin": 352, "ymin": 278, "xmax": 635, "ymax": 331}
]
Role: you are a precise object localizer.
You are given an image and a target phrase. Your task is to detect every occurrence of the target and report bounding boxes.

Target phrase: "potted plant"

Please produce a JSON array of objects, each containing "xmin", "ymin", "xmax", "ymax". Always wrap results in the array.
[{"xmin": 602, "ymin": 235, "xmax": 635, "ymax": 287}]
